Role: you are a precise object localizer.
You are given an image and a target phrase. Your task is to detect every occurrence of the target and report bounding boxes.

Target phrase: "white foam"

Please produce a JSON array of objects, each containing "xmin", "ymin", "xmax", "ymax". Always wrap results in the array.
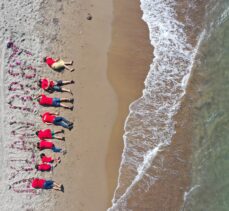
[{"xmin": 108, "ymin": 0, "xmax": 205, "ymax": 210}]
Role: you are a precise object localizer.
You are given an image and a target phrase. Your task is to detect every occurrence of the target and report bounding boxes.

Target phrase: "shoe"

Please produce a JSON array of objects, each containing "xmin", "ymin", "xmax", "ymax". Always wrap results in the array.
[
  {"xmin": 71, "ymin": 61, "xmax": 74, "ymax": 65},
  {"xmin": 62, "ymin": 137, "xmax": 65, "ymax": 141},
  {"xmin": 63, "ymin": 150, "xmax": 67, "ymax": 155},
  {"xmin": 71, "ymin": 80, "xmax": 75, "ymax": 84},
  {"xmin": 61, "ymin": 184, "xmax": 64, "ymax": 192},
  {"xmin": 69, "ymin": 106, "xmax": 74, "ymax": 111},
  {"xmin": 70, "ymin": 69, "xmax": 75, "ymax": 72},
  {"xmin": 70, "ymin": 98, "xmax": 74, "ymax": 103}
]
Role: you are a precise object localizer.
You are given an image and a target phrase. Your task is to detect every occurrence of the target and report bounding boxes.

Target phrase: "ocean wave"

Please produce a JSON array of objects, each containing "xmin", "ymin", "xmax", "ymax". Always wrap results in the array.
[{"xmin": 108, "ymin": 0, "xmax": 205, "ymax": 210}]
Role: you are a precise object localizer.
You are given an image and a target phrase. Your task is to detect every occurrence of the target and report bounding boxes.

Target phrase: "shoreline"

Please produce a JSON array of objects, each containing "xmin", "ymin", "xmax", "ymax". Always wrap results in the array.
[
  {"xmin": 52, "ymin": 0, "xmax": 153, "ymax": 210},
  {"xmin": 106, "ymin": 0, "xmax": 153, "ymax": 206}
]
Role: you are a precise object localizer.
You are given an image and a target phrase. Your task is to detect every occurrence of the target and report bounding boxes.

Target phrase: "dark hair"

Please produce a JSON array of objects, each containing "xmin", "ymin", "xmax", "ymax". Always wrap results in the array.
[
  {"xmin": 43, "ymin": 57, "xmax": 47, "ymax": 62},
  {"xmin": 35, "ymin": 131, "xmax": 39, "ymax": 136},
  {"xmin": 35, "ymin": 164, "xmax": 39, "ymax": 170},
  {"xmin": 37, "ymin": 143, "xmax": 40, "ymax": 149},
  {"xmin": 37, "ymin": 79, "xmax": 42, "ymax": 88},
  {"xmin": 40, "ymin": 153, "xmax": 45, "ymax": 158}
]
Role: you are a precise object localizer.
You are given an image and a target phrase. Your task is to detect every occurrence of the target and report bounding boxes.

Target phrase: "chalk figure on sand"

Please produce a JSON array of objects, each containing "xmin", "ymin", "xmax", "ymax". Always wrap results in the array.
[
  {"xmin": 44, "ymin": 56, "xmax": 74, "ymax": 72},
  {"xmin": 38, "ymin": 78, "xmax": 74, "ymax": 94},
  {"xmin": 35, "ymin": 94, "xmax": 74, "ymax": 110},
  {"xmin": 36, "ymin": 128, "xmax": 65, "ymax": 141},
  {"xmin": 41, "ymin": 111, "xmax": 74, "ymax": 130}
]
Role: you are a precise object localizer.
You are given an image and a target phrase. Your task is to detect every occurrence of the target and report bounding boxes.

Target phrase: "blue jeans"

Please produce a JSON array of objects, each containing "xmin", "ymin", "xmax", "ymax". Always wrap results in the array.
[
  {"xmin": 52, "ymin": 98, "xmax": 61, "ymax": 107},
  {"xmin": 43, "ymin": 180, "xmax": 54, "ymax": 189},
  {"xmin": 53, "ymin": 117, "xmax": 72, "ymax": 129},
  {"xmin": 52, "ymin": 145, "xmax": 62, "ymax": 152}
]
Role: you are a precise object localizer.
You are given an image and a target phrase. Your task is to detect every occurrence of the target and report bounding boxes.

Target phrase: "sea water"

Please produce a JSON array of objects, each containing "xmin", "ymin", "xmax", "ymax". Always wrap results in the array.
[
  {"xmin": 183, "ymin": 2, "xmax": 229, "ymax": 211},
  {"xmin": 109, "ymin": 0, "xmax": 229, "ymax": 210}
]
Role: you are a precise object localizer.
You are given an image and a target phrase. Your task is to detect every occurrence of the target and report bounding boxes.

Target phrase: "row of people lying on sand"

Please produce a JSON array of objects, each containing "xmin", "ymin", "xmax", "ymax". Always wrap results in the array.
[{"xmin": 30, "ymin": 56, "xmax": 75, "ymax": 192}]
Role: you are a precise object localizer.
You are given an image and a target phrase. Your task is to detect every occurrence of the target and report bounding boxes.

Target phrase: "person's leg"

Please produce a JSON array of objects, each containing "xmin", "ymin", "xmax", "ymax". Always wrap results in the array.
[
  {"xmin": 54, "ymin": 117, "xmax": 72, "ymax": 129},
  {"xmin": 54, "ymin": 182, "xmax": 62, "ymax": 188},
  {"xmin": 53, "ymin": 186, "xmax": 61, "ymax": 191},
  {"xmin": 52, "ymin": 85, "xmax": 62, "ymax": 92},
  {"xmin": 54, "ymin": 129, "xmax": 64, "ymax": 134},
  {"xmin": 61, "ymin": 80, "xmax": 74, "ymax": 85},
  {"xmin": 52, "ymin": 146, "xmax": 62, "ymax": 153},
  {"xmin": 64, "ymin": 64, "xmax": 74, "ymax": 72},
  {"xmin": 60, "ymin": 103, "xmax": 73, "ymax": 110},
  {"xmin": 60, "ymin": 98, "xmax": 74, "ymax": 103},
  {"xmin": 61, "ymin": 88, "xmax": 72, "ymax": 94},
  {"xmin": 53, "ymin": 135, "xmax": 65, "ymax": 141},
  {"xmin": 61, "ymin": 117, "xmax": 72, "ymax": 125}
]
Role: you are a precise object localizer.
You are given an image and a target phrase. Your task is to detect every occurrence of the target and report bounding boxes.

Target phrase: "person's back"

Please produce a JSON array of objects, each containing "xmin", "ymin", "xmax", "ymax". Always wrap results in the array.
[
  {"xmin": 39, "ymin": 94, "xmax": 53, "ymax": 105},
  {"xmin": 42, "ymin": 112, "xmax": 55, "ymax": 123},
  {"xmin": 37, "ymin": 163, "xmax": 51, "ymax": 171},
  {"xmin": 31, "ymin": 178, "xmax": 45, "ymax": 189},
  {"xmin": 37, "ymin": 129, "xmax": 52, "ymax": 139},
  {"xmin": 39, "ymin": 140, "xmax": 54, "ymax": 150}
]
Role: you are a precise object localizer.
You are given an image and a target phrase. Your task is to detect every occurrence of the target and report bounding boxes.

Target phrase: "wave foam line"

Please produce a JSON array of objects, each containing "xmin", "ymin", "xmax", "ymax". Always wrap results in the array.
[{"xmin": 108, "ymin": 0, "xmax": 206, "ymax": 210}]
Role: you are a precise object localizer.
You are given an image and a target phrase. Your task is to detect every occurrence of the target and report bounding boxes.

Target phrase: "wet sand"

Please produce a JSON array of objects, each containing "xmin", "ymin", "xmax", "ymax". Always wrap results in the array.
[
  {"xmin": 51, "ymin": 0, "xmax": 152, "ymax": 210},
  {"xmin": 106, "ymin": 0, "xmax": 153, "ymax": 206}
]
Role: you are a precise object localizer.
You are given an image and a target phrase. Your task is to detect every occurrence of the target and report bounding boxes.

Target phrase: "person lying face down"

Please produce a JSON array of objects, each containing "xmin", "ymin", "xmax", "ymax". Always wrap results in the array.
[
  {"xmin": 35, "ymin": 94, "xmax": 74, "ymax": 110},
  {"xmin": 40, "ymin": 153, "xmax": 61, "ymax": 163},
  {"xmin": 40, "ymin": 112, "xmax": 74, "ymax": 130},
  {"xmin": 36, "ymin": 128, "xmax": 65, "ymax": 141},
  {"xmin": 37, "ymin": 140, "xmax": 62, "ymax": 153},
  {"xmin": 31, "ymin": 178, "xmax": 64, "ymax": 191},
  {"xmin": 38, "ymin": 78, "xmax": 74, "ymax": 94},
  {"xmin": 43, "ymin": 56, "xmax": 75, "ymax": 72}
]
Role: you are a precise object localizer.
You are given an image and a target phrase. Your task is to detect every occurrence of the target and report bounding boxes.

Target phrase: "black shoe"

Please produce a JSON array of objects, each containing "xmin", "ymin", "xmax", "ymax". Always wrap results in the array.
[
  {"xmin": 71, "ymin": 80, "xmax": 75, "ymax": 84},
  {"xmin": 62, "ymin": 137, "xmax": 65, "ymax": 141},
  {"xmin": 69, "ymin": 106, "xmax": 74, "ymax": 111},
  {"xmin": 70, "ymin": 98, "xmax": 74, "ymax": 103},
  {"xmin": 61, "ymin": 185, "xmax": 64, "ymax": 192}
]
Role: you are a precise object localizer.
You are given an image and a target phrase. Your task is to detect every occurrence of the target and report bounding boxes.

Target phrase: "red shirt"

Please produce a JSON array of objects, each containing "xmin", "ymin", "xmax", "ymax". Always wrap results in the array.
[
  {"xmin": 46, "ymin": 57, "xmax": 56, "ymax": 67},
  {"xmin": 39, "ymin": 140, "xmax": 54, "ymax": 150},
  {"xmin": 39, "ymin": 94, "xmax": 53, "ymax": 105},
  {"xmin": 41, "ymin": 156, "xmax": 54, "ymax": 163},
  {"xmin": 31, "ymin": 178, "xmax": 45, "ymax": 189},
  {"xmin": 38, "ymin": 163, "xmax": 51, "ymax": 171},
  {"xmin": 38, "ymin": 129, "xmax": 52, "ymax": 139},
  {"xmin": 42, "ymin": 112, "xmax": 56, "ymax": 123},
  {"xmin": 41, "ymin": 79, "xmax": 55, "ymax": 89}
]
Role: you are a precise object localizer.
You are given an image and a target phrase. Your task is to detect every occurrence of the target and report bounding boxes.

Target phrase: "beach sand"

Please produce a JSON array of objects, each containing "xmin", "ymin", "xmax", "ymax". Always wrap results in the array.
[{"xmin": 51, "ymin": 0, "xmax": 152, "ymax": 210}]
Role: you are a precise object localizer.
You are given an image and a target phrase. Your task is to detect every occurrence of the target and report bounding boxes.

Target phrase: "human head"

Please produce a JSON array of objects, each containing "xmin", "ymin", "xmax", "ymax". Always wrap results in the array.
[
  {"xmin": 37, "ymin": 79, "xmax": 42, "ymax": 88},
  {"xmin": 43, "ymin": 57, "xmax": 47, "ymax": 62},
  {"xmin": 37, "ymin": 143, "xmax": 40, "ymax": 149},
  {"xmin": 35, "ymin": 131, "xmax": 39, "ymax": 136},
  {"xmin": 35, "ymin": 164, "xmax": 39, "ymax": 170},
  {"xmin": 40, "ymin": 153, "xmax": 45, "ymax": 158}
]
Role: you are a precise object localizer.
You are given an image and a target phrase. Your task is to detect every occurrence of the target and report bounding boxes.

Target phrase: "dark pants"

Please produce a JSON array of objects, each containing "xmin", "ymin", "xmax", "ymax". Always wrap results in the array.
[{"xmin": 53, "ymin": 117, "xmax": 72, "ymax": 129}]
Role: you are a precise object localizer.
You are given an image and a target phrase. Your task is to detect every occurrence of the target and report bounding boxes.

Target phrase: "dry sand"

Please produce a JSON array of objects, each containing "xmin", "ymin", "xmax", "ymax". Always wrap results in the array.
[{"xmin": 51, "ymin": 0, "xmax": 152, "ymax": 211}]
